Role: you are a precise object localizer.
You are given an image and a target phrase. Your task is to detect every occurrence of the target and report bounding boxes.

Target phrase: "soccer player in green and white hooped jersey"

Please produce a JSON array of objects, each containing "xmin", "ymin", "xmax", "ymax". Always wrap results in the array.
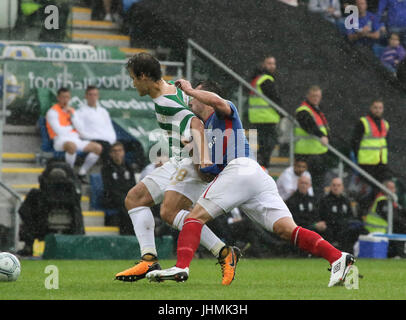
[{"xmin": 115, "ymin": 53, "xmax": 240, "ymax": 285}]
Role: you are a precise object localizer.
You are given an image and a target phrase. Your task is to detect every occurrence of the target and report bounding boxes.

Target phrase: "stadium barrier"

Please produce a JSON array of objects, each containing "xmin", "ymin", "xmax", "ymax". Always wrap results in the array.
[{"xmin": 42, "ymin": 234, "xmax": 174, "ymax": 259}]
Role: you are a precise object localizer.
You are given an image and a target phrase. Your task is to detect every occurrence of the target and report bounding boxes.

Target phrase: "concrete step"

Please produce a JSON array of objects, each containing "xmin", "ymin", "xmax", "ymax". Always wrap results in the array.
[
  {"xmin": 2, "ymin": 153, "xmax": 36, "ymax": 163},
  {"xmin": 1, "ymin": 165, "xmax": 43, "ymax": 186},
  {"xmin": 119, "ymin": 47, "xmax": 155, "ymax": 57},
  {"xmin": 82, "ymin": 210, "xmax": 105, "ymax": 227},
  {"xmin": 72, "ymin": 6, "xmax": 91, "ymax": 21},
  {"xmin": 72, "ymin": 19, "xmax": 120, "ymax": 31},
  {"xmin": 3, "ymin": 125, "xmax": 41, "ymax": 154},
  {"xmin": 72, "ymin": 25, "xmax": 120, "ymax": 36},
  {"xmin": 71, "ymin": 32, "xmax": 130, "ymax": 47},
  {"xmin": 85, "ymin": 226, "xmax": 119, "ymax": 235}
]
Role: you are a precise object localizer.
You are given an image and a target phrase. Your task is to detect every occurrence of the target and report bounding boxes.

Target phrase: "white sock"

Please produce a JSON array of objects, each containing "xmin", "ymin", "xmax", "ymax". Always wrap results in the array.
[
  {"xmin": 65, "ymin": 152, "xmax": 77, "ymax": 168},
  {"xmin": 79, "ymin": 152, "xmax": 99, "ymax": 175},
  {"xmin": 173, "ymin": 209, "xmax": 225, "ymax": 258},
  {"xmin": 129, "ymin": 206, "xmax": 157, "ymax": 257}
]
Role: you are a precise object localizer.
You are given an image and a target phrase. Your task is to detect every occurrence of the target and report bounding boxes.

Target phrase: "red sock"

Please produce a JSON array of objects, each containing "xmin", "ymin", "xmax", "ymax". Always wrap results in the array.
[
  {"xmin": 176, "ymin": 218, "xmax": 203, "ymax": 269},
  {"xmin": 291, "ymin": 226, "xmax": 342, "ymax": 265}
]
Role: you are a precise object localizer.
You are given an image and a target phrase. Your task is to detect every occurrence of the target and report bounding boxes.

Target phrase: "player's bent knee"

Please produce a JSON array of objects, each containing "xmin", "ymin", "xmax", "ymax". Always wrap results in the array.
[
  {"xmin": 273, "ymin": 217, "xmax": 297, "ymax": 241},
  {"xmin": 125, "ymin": 183, "xmax": 154, "ymax": 210},
  {"xmin": 187, "ymin": 204, "xmax": 212, "ymax": 224}
]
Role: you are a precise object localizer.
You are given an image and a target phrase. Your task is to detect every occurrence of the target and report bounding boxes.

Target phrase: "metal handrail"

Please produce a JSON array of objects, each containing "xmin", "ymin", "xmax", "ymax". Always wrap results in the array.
[
  {"xmin": 186, "ymin": 38, "xmax": 398, "ymax": 233},
  {"xmin": 0, "ymin": 181, "xmax": 23, "ymax": 253}
]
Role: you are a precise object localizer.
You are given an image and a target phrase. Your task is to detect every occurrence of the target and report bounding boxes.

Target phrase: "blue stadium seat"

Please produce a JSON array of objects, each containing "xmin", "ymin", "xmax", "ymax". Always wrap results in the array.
[
  {"xmin": 38, "ymin": 116, "xmax": 86, "ymax": 162},
  {"xmin": 89, "ymin": 173, "xmax": 118, "ymax": 217}
]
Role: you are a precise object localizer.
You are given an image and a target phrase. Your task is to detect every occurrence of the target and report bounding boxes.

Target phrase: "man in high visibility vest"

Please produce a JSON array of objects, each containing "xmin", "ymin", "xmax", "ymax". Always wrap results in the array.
[
  {"xmin": 351, "ymin": 99, "xmax": 391, "ymax": 183},
  {"xmin": 46, "ymin": 87, "xmax": 103, "ymax": 183},
  {"xmin": 362, "ymin": 180, "xmax": 406, "ymax": 257},
  {"xmin": 248, "ymin": 55, "xmax": 282, "ymax": 167},
  {"xmin": 294, "ymin": 85, "xmax": 330, "ymax": 198}
]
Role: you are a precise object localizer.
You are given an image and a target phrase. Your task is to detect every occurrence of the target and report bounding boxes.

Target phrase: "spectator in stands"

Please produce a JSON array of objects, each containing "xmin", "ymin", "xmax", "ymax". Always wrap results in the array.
[
  {"xmin": 318, "ymin": 177, "xmax": 363, "ymax": 253},
  {"xmin": 380, "ymin": 33, "xmax": 406, "ymax": 74},
  {"xmin": 248, "ymin": 55, "xmax": 282, "ymax": 168},
  {"xmin": 286, "ymin": 175, "xmax": 327, "ymax": 234},
  {"xmin": 377, "ymin": 0, "xmax": 406, "ymax": 48},
  {"xmin": 294, "ymin": 85, "xmax": 330, "ymax": 198},
  {"xmin": 102, "ymin": 0, "xmax": 123, "ymax": 22},
  {"xmin": 362, "ymin": 180, "xmax": 406, "ymax": 257},
  {"xmin": 45, "ymin": 88, "xmax": 102, "ymax": 183},
  {"xmin": 346, "ymin": 0, "xmax": 386, "ymax": 48},
  {"xmin": 71, "ymin": 85, "xmax": 117, "ymax": 165},
  {"xmin": 101, "ymin": 141, "xmax": 136, "ymax": 235},
  {"xmin": 276, "ymin": 156, "xmax": 314, "ymax": 201},
  {"xmin": 351, "ymin": 98, "xmax": 391, "ymax": 184},
  {"xmin": 308, "ymin": 0, "xmax": 342, "ymax": 24}
]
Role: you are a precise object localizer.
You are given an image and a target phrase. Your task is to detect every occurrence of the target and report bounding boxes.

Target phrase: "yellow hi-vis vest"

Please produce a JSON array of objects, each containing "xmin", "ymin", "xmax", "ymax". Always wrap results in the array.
[
  {"xmin": 364, "ymin": 193, "xmax": 389, "ymax": 233},
  {"xmin": 358, "ymin": 116, "xmax": 389, "ymax": 165},
  {"xmin": 248, "ymin": 74, "xmax": 280, "ymax": 124},
  {"xmin": 294, "ymin": 102, "xmax": 328, "ymax": 155}
]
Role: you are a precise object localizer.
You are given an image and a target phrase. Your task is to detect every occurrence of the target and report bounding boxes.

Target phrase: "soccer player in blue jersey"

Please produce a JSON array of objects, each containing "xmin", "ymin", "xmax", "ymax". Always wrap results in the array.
[{"xmin": 147, "ymin": 79, "xmax": 356, "ymax": 287}]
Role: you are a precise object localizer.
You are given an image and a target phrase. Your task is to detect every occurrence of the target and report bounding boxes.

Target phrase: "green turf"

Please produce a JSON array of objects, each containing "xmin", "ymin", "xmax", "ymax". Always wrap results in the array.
[{"xmin": 1, "ymin": 258, "xmax": 405, "ymax": 300}]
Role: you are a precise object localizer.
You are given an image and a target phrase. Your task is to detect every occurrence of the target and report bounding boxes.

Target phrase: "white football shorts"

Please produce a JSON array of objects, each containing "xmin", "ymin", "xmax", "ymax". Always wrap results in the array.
[
  {"xmin": 53, "ymin": 132, "xmax": 91, "ymax": 152},
  {"xmin": 141, "ymin": 158, "xmax": 179, "ymax": 204},
  {"xmin": 197, "ymin": 157, "xmax": 292, "ymax": 232},
  {"xmin": 165, "ymin": 157, "xmax": 209, "ymax": 204}
]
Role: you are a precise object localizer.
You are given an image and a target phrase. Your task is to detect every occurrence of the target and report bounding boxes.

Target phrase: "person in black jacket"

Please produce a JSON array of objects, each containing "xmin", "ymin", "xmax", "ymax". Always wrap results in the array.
[
  {"xmin": 286, "ymin": 175, "xmax": 327, "ymax": 234},
  {"xmin": 318, "ymin": 177, "xmax": 363, "ymax": 253},
  {"xmin": 101, "ymin": 141, "xmax": 136, "ymax": 235}
]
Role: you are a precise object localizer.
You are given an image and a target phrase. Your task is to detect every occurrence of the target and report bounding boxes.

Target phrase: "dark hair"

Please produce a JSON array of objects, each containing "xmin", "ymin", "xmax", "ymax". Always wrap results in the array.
[
  {"xmin": 263, "ymin": 54, "xmax": 275, "ymax": 61},
  {"xmin": 195, "ymin": 80, "xmax": 224, "ymax": 97},
  {"xmin": 85, "ymin": 85, "xmax": 98, "ymax": 93},
  {"xmin": 126, "ymin": 53, "xmax": 162, "ymax": 82},
  {"xmin": 371, "ymin": 98, "xmax": 384, "ymax": 105},
  {"xmin": 294, "ymin": 155, "xmax": 308, "ymax": 163},
  {"xmin": 390, "ymin": 32, "xmax": 400, "ymax": 40},
  {"xmin": 110, "ymin": 141, "xmax": 125, "ymax": 150},
  {"xmin": 57, "ymin": 87, "xmax": 70, "ymax": 96}
]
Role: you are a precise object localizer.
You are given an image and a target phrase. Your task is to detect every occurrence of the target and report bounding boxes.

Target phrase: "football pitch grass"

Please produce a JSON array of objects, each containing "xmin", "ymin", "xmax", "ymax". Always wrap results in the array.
[{"xmin": 1, "ymin": 258, "xmax": 405, "ymax": 300}]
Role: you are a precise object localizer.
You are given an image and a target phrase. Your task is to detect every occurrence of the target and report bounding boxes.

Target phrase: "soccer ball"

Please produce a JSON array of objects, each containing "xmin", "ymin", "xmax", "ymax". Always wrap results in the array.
[{"xmin": 0, "ymin": 252, "xmax": 21, "ymax": 282}]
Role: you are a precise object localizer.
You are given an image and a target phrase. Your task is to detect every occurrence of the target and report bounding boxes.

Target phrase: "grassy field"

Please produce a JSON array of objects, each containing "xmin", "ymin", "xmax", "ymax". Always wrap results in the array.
[{"xmin": 1, "ymin": 257, "xmax": 405, "ymax": 300}]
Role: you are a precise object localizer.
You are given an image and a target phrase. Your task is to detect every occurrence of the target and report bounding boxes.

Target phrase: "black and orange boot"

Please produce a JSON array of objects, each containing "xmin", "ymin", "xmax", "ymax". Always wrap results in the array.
[
  {"xmin": 217, "ymin": 246, "xmax": 241, "ymax": 285},
  {"xmin": 115, "ymin": 253, "xmax": 161, "ymax": 282}
]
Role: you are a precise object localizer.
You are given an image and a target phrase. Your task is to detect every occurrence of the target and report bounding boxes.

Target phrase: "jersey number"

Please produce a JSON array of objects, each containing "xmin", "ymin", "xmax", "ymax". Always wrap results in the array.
[{"xmin": 174, "ymin": 168, "xmax": 188, "ymax": 182}]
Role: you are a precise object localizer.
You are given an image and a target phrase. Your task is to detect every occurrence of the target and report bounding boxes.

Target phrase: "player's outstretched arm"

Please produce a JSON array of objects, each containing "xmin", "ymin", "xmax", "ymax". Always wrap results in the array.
[{"xmin": 175, "ymin": 79, "xmax": 232, "ymax": 117}]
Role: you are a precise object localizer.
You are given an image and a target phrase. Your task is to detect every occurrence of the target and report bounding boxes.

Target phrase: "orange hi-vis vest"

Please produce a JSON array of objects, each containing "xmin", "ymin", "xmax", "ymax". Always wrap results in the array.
[{"xmin": 46, "ymin": 104, "xmax": 76, "ymax": 139}]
